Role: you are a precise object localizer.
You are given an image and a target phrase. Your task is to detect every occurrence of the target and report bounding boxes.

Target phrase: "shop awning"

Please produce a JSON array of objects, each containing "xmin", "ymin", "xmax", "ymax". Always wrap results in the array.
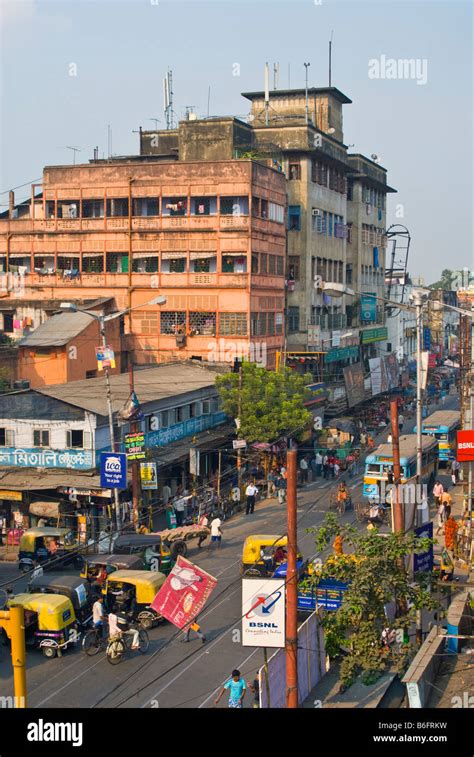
[
  {"xmin": 0, "ymin": 468, "xmax": 129, "ymax": 491},
  {"xmin": 147, "ymin": 424, "xmax": 234, "ymax": 469}
]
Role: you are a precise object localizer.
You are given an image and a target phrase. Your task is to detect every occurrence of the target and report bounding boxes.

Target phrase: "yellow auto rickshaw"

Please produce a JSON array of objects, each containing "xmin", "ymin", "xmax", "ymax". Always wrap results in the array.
[
  {"xmin": 18, "ymin": 527, "xmax": 82, "ymax": 573},
  {"xmin": 102, "ymin": 569, "xmax": 166, "ymax": 629},
  {"xmin": 240, "ymin": 534, "xmax": 303, "ymax": 577},
  {"xmin": 7, "ymin": 593, "xmax": 78, "ymax": 658}
]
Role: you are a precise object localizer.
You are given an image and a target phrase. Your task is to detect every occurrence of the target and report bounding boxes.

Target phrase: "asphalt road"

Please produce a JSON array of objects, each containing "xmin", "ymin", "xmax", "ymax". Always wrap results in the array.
[{"xmin": 0, "ymin": 394, "xmax": 459, "ymax": 709}]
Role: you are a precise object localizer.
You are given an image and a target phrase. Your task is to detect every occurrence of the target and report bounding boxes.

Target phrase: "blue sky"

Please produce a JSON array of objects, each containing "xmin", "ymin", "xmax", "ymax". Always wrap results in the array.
[{"xmin": 0, "ymin": 0, "xmax": 472, "ymax": 280}]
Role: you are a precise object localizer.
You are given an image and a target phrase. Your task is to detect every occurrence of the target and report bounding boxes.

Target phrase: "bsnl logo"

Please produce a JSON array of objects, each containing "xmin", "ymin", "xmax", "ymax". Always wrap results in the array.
[{"xmin": 246, "ymin": 591, "xmax": 282, "ymax": 627}]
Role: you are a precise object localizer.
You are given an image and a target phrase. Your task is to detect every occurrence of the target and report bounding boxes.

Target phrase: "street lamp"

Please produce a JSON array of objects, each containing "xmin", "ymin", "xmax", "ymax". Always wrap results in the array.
[{"xmin": 60, "ymin": 295, "xmax": 167, "ymax": 530}]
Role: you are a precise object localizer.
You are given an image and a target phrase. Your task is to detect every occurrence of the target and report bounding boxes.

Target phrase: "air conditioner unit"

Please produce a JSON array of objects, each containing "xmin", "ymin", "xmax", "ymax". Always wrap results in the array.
[{"xmin": 312, "ymin": 208, "xmax": 321, "ymax": 216}]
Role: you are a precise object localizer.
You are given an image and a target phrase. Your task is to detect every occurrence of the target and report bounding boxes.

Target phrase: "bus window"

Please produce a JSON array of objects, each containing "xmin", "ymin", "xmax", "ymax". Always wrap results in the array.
[{"xmin": 367, "ymin": 464, "xmax": 381, "ymax": 473}]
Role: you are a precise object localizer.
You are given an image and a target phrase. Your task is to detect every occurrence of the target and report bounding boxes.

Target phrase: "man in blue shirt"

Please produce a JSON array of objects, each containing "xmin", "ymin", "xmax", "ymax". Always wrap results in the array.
[{"xmin": 214, "ymin": 669, "xmax": 247, "ymax": 708}]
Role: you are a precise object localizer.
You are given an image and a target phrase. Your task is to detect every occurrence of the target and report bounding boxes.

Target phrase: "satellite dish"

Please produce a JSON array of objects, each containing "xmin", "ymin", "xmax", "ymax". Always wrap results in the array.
[{"xmin": 371, "ymin": 154, "xmax": 380, "ymax": 163}]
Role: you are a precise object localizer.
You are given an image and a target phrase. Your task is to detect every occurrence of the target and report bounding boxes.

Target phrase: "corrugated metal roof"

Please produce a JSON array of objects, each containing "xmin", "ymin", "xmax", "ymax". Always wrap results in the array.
[
  {"xmin": 18, "ymin": 311, "xmax": 96, "ymax": 347},
  {"xmin": 36, "ymin": 362, "xmax": 227, "ymax": 416}
]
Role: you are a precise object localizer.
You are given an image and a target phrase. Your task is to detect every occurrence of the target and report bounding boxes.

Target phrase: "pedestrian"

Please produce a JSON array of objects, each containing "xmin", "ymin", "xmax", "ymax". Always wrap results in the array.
[
  {"xmin": 209, "ymin": 514, "xmax": 222, "ymax": 550},
  {"xmin": 215, "ymin": 669, "xmax": 247, "ymax": 708},
  {"xmin": 451, "ymin": 459, "xmax": 461, "ymax": 485},
  {"xmin": 436, "ymin": 500, "xmax": 447, "ymax": 535},
  {"xmin": 181, "ymin": 620, "xmax": 206, "ymax": 644},
  {"xmin": 322, "ymin": 453, "xmax": 329, "ymax": 479},
  {"xmin": 197, "ymin": 513, "xmax": 209, "ymax": 548},
  {"xmin": 162, "ymin": 483, "xmax": 172, "ymax": 506},
  {"xmin": 334, "ymin": 460, "xmax": 341, "ymax": 478},
  {"xmin": 433, "ymin": 480, "xmax": 444, "ymax": 509},
  {"xmin": 245, "ymin": 482, "xmax": 258, "ymax": 515},
  {"xmin": 174, "ymin": 496, "xmax": 185, "ymax": 527},
  {"xmin": 299, "ymin": 455, "xmax": 309, "ymax": 485},
  {"xmin": 359, "ymin": 431, "xmax": 367, "ymax": 447},
  {"xmin": 328, "ymin": 455, "xmax": 336, "ymax": 479},
  {"xmin": 92, "ymin": 595, "xmax": 105, "ymax": 638},
  {"xmin": 314, "ymin": 450, "xmax": 323, "ymax": 477},
  {"xmin": 267, "ymin": 469, "xmax": 277, "ymax": 497},
  {"xmin": 387, "ymin": 433, "xmax": 393, "ymax": 444},
  {"xmin": 249, "ymin": 677, "xmax": 260, "ymax": 708},
  {"xmin": 444, "ymin": 514, "xmax": 458, "ymax": 553},
  {"xmin": 277, "ymin": 475, "xmax": 287, "ymax": 504},
  {"xmin": 441, "ymin": 489, "xmax": 453, "ymax": 519}
]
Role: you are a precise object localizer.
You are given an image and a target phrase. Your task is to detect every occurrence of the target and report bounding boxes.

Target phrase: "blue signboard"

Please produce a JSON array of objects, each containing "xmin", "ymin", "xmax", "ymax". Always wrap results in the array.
[
  {"xmin": 414, "ymin": 522, "xmax": 434, "ymax": 574},
  {"xmin": 423, "ymin": 327, "xmax": 431, "ymax": 350},
  {"xmin": 360, "ymin": 293, "xmax": 377, "ymax": 323},
  {"xmin": 0, "ymin": 448, "xmax": 94, "ymax": 470},
  {"xmin": 100, "ymin": 452, "xmax": 127, "ymax": 489}
]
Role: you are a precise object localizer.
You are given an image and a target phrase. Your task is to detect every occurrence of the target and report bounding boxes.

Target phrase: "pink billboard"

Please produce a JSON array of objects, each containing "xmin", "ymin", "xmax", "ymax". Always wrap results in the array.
[{"xmin": 151, "ymin": 556, "xmax": 217, "ymax": 629}]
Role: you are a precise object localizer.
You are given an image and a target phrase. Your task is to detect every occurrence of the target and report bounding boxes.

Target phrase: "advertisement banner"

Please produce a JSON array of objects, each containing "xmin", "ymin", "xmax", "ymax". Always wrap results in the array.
[
  {"xmin": 414, "ymin": 522, "xmax": 434, "ymax": 574},
  {"xmin": 457, "ymin": 430, "xmax": 474, "ymax": 462},
  {"xmin": 140, "ymin": 462, "xmax": 158, "ymax": 490},
  {"xmin": 420, "ymin": 351, "xmax": 429, "ymax": 390},
  {"xmin": 360, "ymin": 293, "xmax": 377, "ymax": 322},
  {"xmin": 100, "ymin": 452, "xmax": 127, "ymax": 489},
  {"xmin": 242, "ymin": 578, "xmax": 285, "ymax": 648},
  {"xmin": 384, "ymin": 353, "xmax": 400, "ymax": 390},
  {"xmin": 151, "ymin": 556, "xmax": 217, "ymax": 629},
  {"xmin": 343, "ymin": 362, "xmax": 365, "ymax": 407},
  {"xmin": 124, "ymin": 432, "xmax": 146, "ymax": 461},
  {"xmin": 369, "ymin": 357, "xmax": 388, "ymax": 396}
]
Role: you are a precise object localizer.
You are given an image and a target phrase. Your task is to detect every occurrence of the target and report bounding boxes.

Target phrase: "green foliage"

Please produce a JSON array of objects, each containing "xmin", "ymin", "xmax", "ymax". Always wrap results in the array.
[
  {"xmin": 306, "ymin": 515, "xmax": 439, "ymax": 688},
  {"xmin": 215, "ymin": 362, "xmax": 313, "ymax": 443},
  {"xmin": 428, "ymin": 269, "xmax": 455, "ymax": 291}
]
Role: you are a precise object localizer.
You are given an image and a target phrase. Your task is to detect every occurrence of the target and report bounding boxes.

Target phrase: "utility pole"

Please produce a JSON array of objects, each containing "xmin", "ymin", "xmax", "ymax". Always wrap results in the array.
[
  {"xmin": 285, "ymin": 447, "xmax": 298, "ymax": 708},
  {"xmin": 0, "ymin": 606, "xmax": 27, "ymax": 707},
  {"xmin": 390, "ymin": 399, "xmax": 404, "ymax": 533},
  {"xmin": 100, "ymin": 314, "xmax": 121, "ymax": 530},
  {"xmin": 414, "ymin": 290, "xmax": 424, "ymax": 527},
  {"xmin": 304, "ymin": 63, "xmax": 310, "ymax": 125},
  {"xmin": 129, "ymin": 357, "xmax": 141, "ymax": 529}
]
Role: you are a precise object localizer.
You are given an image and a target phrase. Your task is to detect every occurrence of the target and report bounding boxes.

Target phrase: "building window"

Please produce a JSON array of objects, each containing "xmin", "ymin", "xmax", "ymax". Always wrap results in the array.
[
  {"xmin": 0, "ymin": 428, "xmax": 14, "ymax": 446},
  {"xmin": 346, "ymin": 263, "xmax": 353, "ymax": 285},
  {"xmin": 347, "ymin": 223, "xmax": 353, "ymax": 244},
  {"xmin": 106, "ymin": 198, "xmax": 129, "ymax": 217},
  {"xmin": 191, "ymin": 196, "xmax": 217, "ymax": 215},
  {"xmin": 160, "ymin": 311, "xmax": 186, "ymax": 335},
  {"xmin": 258, "ymin": 313, "xmax": 267, "ymax": 336},
  {"xmin": 288, "ymin": 160, "xmax": 301, "ymax": 180},
  {"xmin": 220, "ymin": 196, "xmax": 249, "ymax": 216},
  {"xmin": 132, "ymin": 256, "xmax": 159, "ymax": 273},
  {"xmin": 82, "ymin": 256, "xmax": 104, "ymax": 273},
  {"xmin": 82, "ymin": 200, "xmax": 104, "ymax": 218},
  {"xmin": 267, "ymin": 312, "xmax": 275, "ymax": 336},
  {"xmin": 169, "ymin": 257, "xmax": 186, "ymax": 273},
  {"xmin": 347, "ymin": 180, "xmax": 353, "ymax": 201},
  {"xmin": 132, "ymin": 198, "xmax": 159, "ymax": 216},
  {"xmin": 66, "ymin": 430, "xmax": 91, "ymax": 449},
  {"xmin": 276, "ymin": 256, "xmax": 284, "ymax": 276},
  {"xmin": 86, "ymin": 370, "xmax": 97, "ymax": 379},
  {"xmin": 268, "ymin": 255, "xmax": 276, "ymax": 275},
  {"xmin": 288, "ymin": 206, "xmax": 301, "ymax": 231},
  {"xmin": 33, "ymin": 429, "xmax": 50, "ymax": 448},
  {"xmin": 250, "ymin": 312, "xmax": 258, "ymax": 336},
  {"xmin": 260, "ymin": 254, "xmax": 268, "ymax": 274},
  {"xmin": 268, "ymin": 202, "xmax": 284, "ymax": 223},
  {"xmin": 162, "ymin": 197, "xmax": 187, "ymax": 216},
  {"xmin": 219, "ymin": 313, "xmax": 247, "ymax": 336},
  {"xmin": 260, "ymin": 199, "xmax": 268, "ymax": 219},
  {"xmin": 106, "ymin": 253, "xmax": 128, "ymax": 273},
  {"xmin": 222, "ymin": 255, "xmax": 247, "ymax": 274},
  {"xmin": 276, "ymin": 313, "xmax": 283, "ymax": 335},
  {"xmin": 251, "ymin": 254, "xmax": 259, "ymax": 274},
  {"xmin": 3, "ymin": 312, "xmax": 14, "ymax": 333},
  {"xmin": 288, "ymin": 307, "xmax": 300, "ymax": 332},
  {"xmin": 288, "ymin": 256, "xmax": 299, "ymax": 281},
  {"xmin": 189, "ymin": 312, "xmax": 216, "ymax": 336},
  {"xmin": 202, "ymin": 400, "xmax": 211, "ymax": 415}
]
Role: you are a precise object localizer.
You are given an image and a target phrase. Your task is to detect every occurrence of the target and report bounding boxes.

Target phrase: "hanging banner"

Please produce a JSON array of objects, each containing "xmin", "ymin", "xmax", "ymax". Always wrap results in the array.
[
  {"xmin": 420, "ymin": 351, "xmax": 429, "ymax": 390},
  {"xmin": 189, "ymin": 448, "xmax": 200, "ymax": 476},
  {"xmin": 140, "ymin": 462, "xmax": 158, "ymax": 490},
  {"xmin": 96, "ymin": 346, "xmax": 116, "ymax": 371},
  {"xmin": 384, "ymin": 353, "xmax": 400, "ymax": 390},
  {"xmin": 360, "ymin": 293, "xmax": 377, "ymax": 323},
  {"xmin": 343, "ymin": 362, "xmax": 365, "ymax": 407},
  {"xmin": 151, "ymin": 556, "xmax": 217, "ymax": 629},
  {"xmin": 369, "ymin": 357, "xmax": 388, "ymax": 396},
  {"xmin": 124, "ymin": 432, "xmax": 146, "ymax": 461}
]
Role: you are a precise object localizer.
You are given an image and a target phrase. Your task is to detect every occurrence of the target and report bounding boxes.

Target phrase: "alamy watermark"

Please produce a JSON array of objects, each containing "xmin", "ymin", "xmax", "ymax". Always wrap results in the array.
[
  {"xmin": 207, "ymin": 339, "xmax": 267, "ymax": 368},
  {"xmin": 368, "ymin": 481, "xmax": 429, "ymax": 511},
  {"xmin": 368, "ymin": 55, "xmax": 428, "ymax": 85}
]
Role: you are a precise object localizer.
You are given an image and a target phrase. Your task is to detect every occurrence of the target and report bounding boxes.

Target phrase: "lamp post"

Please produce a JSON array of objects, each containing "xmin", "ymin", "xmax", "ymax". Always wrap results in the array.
[{"xmin": 60, "ymin": 295, "xmax": 167, "ymax": 531}]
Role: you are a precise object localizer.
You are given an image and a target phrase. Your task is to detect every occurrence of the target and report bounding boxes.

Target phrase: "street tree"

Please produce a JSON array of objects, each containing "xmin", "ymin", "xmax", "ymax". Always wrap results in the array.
[
  {"xmin": 429, "ymin": 269, "xmax": 455, "ymax": 291},
  {"xmin": 306, "ymin": 514, "xmax": 440, "ymax": 688},
  {"xmin": 215, "ymin": 362, "xmax": 312, "ymax": 443}
]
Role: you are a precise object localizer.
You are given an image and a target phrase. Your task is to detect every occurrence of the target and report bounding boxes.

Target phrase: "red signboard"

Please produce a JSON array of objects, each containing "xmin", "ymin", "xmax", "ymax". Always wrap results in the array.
[
  {"xmin": 457, "ymin": 430, "xmax": 474, "ymax": 462},
  {"xmin": 428, "ymin": 353, "xmax": 436, "ymax": 368},
  {"xmin": 151, "ymin": 556, "xmax": 217, "ymax": 629}
]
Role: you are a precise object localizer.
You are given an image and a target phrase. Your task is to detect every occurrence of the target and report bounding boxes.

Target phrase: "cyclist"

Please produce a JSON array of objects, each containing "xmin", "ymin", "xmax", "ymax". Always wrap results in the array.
[
  {"xmin": 337, "ymin": 482, "xmax": 351, "ymax": 510},
  {"xmin": 107, "ymin": 610, "xmax": 140, "ymax": 650},
  {"xmin": 92, "ymin": 596, "xmax": 105, "ymax": 638}
]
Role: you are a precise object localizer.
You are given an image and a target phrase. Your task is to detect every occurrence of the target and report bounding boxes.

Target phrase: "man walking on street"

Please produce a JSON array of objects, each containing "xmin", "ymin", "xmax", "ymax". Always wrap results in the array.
[
  {"xmin": 209, "ymin": 514, "xmax": 223, "ymax": 551},
  {"xmin": 299, "ymin": 455, "xmax": 309, "ymax": 485},
  {"xmin": 433, "ymin": 480, "xmax": 444, "ymax": 509},
  {"xmin": 451, "ymin": 459, "xmax": 461, "ymax": 485},
  {"xmin": 181, "ymin": 620, "xmax": 206, "ymax": 644},
  {"xmin": 215, "ymin": 669, "xmax": 247, "ymax": 708},
  {"xmin": 245, "ymin": 482, "xmax": 258, "ymax": 515},
  {"xmin": 398, "ymin": 413, "xmax": 405, "ymax": 434},
  {"xmin": 314, "ymin": 450, "xmax": 323, "ymax": 478}
]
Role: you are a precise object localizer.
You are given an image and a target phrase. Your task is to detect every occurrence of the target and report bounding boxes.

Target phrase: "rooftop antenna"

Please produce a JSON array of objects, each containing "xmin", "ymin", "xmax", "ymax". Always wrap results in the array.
[
  {"xmin": 329, "ymin": 31, "xmax": 334, "ymax": 87},
  {"xmin": 273, "ymin": 62, "xmax": 279, "ymax": 90},
  {"xmin": 163, "ymin": 69, "xmax": 175, "ymax": 129},
  {"xmin": 264, "ymin": 62, "xmax": 270, "ymax": 126},
  {"xmin": 148, "ymin": 118, "xmax": 160, "ymax": 129},
  {"xmin": 304, "ymin": 62, "xmax": 310, "ymax": 124},
  {"xmin": 93, "ymin": 146, "xmax": 99, "ymax": 161},
  {"xmin": 60, "ymin": 146, "xmax": 81, "ymax": 164}
]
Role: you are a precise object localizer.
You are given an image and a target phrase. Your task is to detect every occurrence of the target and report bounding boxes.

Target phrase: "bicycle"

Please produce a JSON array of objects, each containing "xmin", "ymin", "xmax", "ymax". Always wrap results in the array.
[
  {"xmin": 82, "ymin": 625, "xmax": 108, "ymax": 656},
  {"xmin": 106, "ymin": 626, "xmax": 149, "ymax": 665}
]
